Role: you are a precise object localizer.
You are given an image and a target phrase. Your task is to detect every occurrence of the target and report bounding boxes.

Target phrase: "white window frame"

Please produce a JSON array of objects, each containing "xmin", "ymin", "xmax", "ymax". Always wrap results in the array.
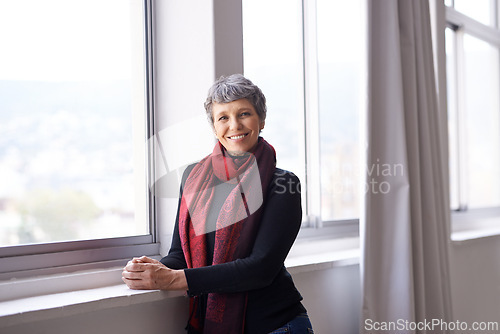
[
  {"xmin": 297, "ymin": 0, "xmax": 360, "ymax": 238},
  {"xmin": 445, "ymin": 3, "xmax": 500, "ymax": 238},
  {"xmin": 0, "ymin": 0, "xmax": 159, "ymax": 282},
  {"xmin": 241, "ymin": 0, "xmax": 361, "ymax": 239}
]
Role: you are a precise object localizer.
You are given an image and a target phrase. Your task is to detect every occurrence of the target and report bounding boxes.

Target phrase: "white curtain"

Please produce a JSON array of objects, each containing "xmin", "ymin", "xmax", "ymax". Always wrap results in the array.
[{"xmin": 361, "ymin": 1, "xmax": 453, "ymax": 333}]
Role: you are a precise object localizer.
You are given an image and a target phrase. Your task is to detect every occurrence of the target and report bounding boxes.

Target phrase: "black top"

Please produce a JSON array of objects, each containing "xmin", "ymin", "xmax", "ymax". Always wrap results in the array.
[{"xmin": 160, "ymin": 163, "xmax": 306, "ymax": 334}]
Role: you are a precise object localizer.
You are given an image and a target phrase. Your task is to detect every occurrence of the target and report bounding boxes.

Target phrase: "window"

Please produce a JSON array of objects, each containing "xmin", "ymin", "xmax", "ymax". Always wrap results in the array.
[
  {"xmin": 242, "ymin": 0, "xmax": 306, "ymax": 208},
  {"xmin": 453, "ymin": 0, "xmax": 494, "ymax": 27},
  {"xmin": 316, "ymin": 0, "xmax": 364, "ymax": 221},
  {"xmin": 0, "ymin": 0, "xmax": 155, "ymax": 278},
  {"xmin": 445, "ymin": 1, "xmax": 500, "ymax": 237},
  {"xmin": 445, "ymin": 3, "xmax": 500, "ymax": 213},
  {"xmin": 243, "ymin": 0, "xmax": 364, "ymax": 231}
]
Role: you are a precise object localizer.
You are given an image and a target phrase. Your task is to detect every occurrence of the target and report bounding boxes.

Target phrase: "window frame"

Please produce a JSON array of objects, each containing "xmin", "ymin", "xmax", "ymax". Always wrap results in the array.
[
  {"xmin": 445, "ymin": 3, "xmax": 500, "ymax": 235},
  {"xmin": 300, "ymin": 0, "xmax": 362, "ymax": 236},
  {"xmin": 240, "ymin": 0, "xmax": 362, "ymax": 237},
  {"xmin": 0, "ymin": 0, "xmax": 158, "ymax": 281},
  {"xmin": 242, "ymin": 0, "xmax": 362, "ymax": 237}
]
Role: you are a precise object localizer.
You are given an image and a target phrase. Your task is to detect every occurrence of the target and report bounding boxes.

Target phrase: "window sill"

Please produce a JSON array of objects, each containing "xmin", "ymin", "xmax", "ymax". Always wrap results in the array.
[
  {"xmin": 0, "ymin": 237, "xmax": 360, "ymax": 329},
  {"xmin": 451, "ymin": 208, "xmax": 500, "ymax": 242},
  {"xmin": 286, "ymin": 236, "xmax": 360, "ymax": 274},
  {"xmin": 451, "ymin": 224, "xmax": 500, "ymax": 242}
]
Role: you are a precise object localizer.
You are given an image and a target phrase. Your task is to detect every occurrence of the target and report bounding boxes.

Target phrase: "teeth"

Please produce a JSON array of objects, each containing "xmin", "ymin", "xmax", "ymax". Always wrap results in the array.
[{"xmin": 230, "ymin": 134, "xmax": 246, "ymax": 140}]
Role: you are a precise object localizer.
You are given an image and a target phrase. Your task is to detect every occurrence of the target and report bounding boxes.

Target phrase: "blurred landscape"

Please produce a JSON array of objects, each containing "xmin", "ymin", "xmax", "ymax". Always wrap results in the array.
[{"xmin": 0, "ymin": 80, "xmax": 142, "ymax": 246}]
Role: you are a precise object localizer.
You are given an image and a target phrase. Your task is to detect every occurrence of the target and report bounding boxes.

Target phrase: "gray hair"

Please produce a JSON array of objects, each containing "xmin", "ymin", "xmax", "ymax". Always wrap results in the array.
[{"xmin": 204, "ymin": 74, "xmax": 267, "ymax": 125}]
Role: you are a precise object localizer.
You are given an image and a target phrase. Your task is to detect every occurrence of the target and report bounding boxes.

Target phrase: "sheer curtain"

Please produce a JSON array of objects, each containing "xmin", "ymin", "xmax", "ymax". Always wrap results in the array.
[{"xmin": 361, "ymin": 1, "xmax": 453, "ymax": 333}]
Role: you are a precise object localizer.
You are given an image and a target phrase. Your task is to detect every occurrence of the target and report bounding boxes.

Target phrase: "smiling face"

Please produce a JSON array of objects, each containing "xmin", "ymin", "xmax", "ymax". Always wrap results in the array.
[{"xmin": 212, "ymin": 98, "xmax": 265, "ymax": 155}]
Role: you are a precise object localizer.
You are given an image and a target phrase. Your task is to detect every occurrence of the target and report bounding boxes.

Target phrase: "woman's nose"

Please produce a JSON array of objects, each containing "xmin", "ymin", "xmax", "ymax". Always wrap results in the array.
[{"xmin": 229, "ymin": 117, "xmax": 242, "ymax": 130}]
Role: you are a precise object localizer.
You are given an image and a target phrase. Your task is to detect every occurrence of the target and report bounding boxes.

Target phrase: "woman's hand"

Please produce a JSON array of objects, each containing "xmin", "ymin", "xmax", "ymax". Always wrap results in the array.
[{"xmin": 122, "ymin": 256, "xmax": 188, "ymax": 291}]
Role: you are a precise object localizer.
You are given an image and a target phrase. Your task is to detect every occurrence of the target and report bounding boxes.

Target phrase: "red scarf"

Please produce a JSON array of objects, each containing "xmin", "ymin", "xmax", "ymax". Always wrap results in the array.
[{"xmin": 179, "ymin": 137, "xmax": 276, "ymax": 333}]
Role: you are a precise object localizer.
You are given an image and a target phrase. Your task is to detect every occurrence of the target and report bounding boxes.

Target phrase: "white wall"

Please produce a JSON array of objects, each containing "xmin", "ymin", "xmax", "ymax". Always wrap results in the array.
[
  {"xmin": 153, "ymin": 0, "xmax": 217, "ymax": 256},
  {"xmin": 3, "ymin": 296, "xmax": 188, "ymax": 334},
  {"xmin": 295, "ymin": 265, "xmax": 361, "ymax": 333},
  {"xmin": 449, "ymin": 236, "xmax": 500, "ymax": 334}
]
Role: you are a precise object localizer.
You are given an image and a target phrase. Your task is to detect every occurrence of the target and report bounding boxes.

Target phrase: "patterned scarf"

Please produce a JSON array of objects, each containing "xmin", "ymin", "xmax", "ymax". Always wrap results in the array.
[{"xmin": 179, "ymin": 137, "xmax": 276, "ymax": 333}]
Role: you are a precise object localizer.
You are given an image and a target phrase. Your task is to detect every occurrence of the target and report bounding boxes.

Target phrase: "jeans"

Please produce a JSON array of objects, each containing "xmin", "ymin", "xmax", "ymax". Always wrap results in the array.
[{"xmin": 268, "ymin": 313, "xmax": 314, "ymax": 333}]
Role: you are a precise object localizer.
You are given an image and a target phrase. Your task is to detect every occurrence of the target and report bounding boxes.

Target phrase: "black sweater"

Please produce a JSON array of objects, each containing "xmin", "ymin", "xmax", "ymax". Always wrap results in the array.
[{"xmin": 160, "ymin": 164, "xmax": 306, "ymax": 334}]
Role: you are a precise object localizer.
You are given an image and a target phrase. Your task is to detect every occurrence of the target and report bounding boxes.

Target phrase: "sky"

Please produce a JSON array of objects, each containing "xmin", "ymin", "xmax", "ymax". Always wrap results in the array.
[{"xmin": 0, "ymin": 0, "xmax": 141, "ymax": 82}]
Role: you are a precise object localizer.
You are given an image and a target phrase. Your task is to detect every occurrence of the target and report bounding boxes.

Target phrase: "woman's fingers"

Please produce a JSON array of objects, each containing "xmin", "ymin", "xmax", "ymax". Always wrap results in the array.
[
  {"xmin": 122, "ymin": 256, "xmax": 170, "ymax": 290},
  {"xmin": 122, "ymin": 267, "xmax": 153, "ymax": 290},
  {"xmin": 130, "ymin": 258, "xmax": 143, "ymax": 263},
  {"xmin": 123, "ymin": 262, "xmax": 158, "ymax": 285},
  {"xmin": 138, "ymin": 256, "xmax": 161, "ymax": 264},
  {"xmin": 125, "ymin": 260, "xmax": 153, "ymax": 272},
  {"xmin": 127, "ymin": 256, "xmax": 160, "ymax": 266},
  {"xmin": 122, "ymin": 276, "xmax": 153, "ymax": 290},
  {"xmin": 122, "ymin": 269, "xmax": 143, "ymax": 280}
]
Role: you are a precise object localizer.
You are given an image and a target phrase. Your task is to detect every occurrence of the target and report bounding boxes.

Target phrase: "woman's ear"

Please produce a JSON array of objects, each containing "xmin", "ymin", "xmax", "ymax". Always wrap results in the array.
[{"xmin": 260, "ymin": 121, "xmax": 265, "ymax": 132}]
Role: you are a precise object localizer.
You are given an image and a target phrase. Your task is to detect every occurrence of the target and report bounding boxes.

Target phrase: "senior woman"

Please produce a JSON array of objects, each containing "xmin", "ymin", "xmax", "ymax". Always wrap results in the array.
[{"xmin": 122, "ymin": 74, "xmax": 313, "ymax": 334}]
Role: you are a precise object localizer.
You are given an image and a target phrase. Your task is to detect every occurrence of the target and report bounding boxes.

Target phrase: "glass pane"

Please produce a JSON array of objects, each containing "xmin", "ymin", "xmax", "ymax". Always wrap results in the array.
[
  {"xmin": 463, "ymin": 34, "xmax": 500, "ymax": 208},
  {"xmin": 0, "ymin": 0, "xmax": 148, "ymax": 246},
  {"xmin": 454, "ymin": 0, "xmax": 492, "ymax": 26},
  {"xmin": 242, "ymin": 0, "xmax": 306, "ymax": 207},
  {"xmin": 445, "ymin": 28, "xmax": 460, "ymax": 210},
  {"xmin": 317, "ymin": 0, "xmax": 364, "ymax": 220}
]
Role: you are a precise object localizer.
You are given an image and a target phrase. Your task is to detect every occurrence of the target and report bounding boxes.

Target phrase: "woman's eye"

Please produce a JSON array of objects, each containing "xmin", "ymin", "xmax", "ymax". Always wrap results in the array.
[
  {"xmin": 240, "ymin": 112, "xmax": 250, "ymax": 117},
  {"xmin": 218, "ymin": 116, "xmax": 227, "ymax": 121}
]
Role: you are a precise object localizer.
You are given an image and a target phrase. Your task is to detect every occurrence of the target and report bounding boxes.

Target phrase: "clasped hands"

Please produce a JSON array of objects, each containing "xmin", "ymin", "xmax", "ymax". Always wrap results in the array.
[{"xmin": 122, "ymin": 256, "xmax": 188, "ymax": 291}]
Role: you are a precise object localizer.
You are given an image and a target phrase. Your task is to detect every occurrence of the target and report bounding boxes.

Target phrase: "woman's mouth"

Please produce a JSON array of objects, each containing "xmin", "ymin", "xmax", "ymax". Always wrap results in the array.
[{"xmin": 228, "ymin": 133, "xmax": 248, "ymax": 140}]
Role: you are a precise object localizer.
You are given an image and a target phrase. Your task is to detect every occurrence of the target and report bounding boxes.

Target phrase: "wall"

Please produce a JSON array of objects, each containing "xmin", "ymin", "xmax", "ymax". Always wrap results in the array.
[
  {"xmin": 153, "ymin": 0, "xmax": 216, "ymax": 256},
  {"xmin": 4, "ymin": 295, "xmax": 189, "ymax": 334},
  {"xmin": 3, "ymin": 265, "xmax": 361, "ymax": 334},
  {"xmin": 295, "ymin": 265, "xmax": 361, "ymax": 333},
  {"xmin": 449, "ymin": 236, "xmax": 500, "ymax": 334}
]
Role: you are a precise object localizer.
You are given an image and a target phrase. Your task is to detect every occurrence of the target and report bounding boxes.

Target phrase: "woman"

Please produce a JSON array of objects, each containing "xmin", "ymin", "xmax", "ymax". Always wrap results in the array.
[{"xmin": 122, "ymin": 74, "xmax": 313, "ymax": 334}]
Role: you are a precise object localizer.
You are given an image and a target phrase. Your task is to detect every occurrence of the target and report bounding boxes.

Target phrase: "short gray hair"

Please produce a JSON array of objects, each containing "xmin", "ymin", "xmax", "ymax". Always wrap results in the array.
[{"xmin": 204, "ymin": 74, "xmax": 267, "ymax": 125}]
